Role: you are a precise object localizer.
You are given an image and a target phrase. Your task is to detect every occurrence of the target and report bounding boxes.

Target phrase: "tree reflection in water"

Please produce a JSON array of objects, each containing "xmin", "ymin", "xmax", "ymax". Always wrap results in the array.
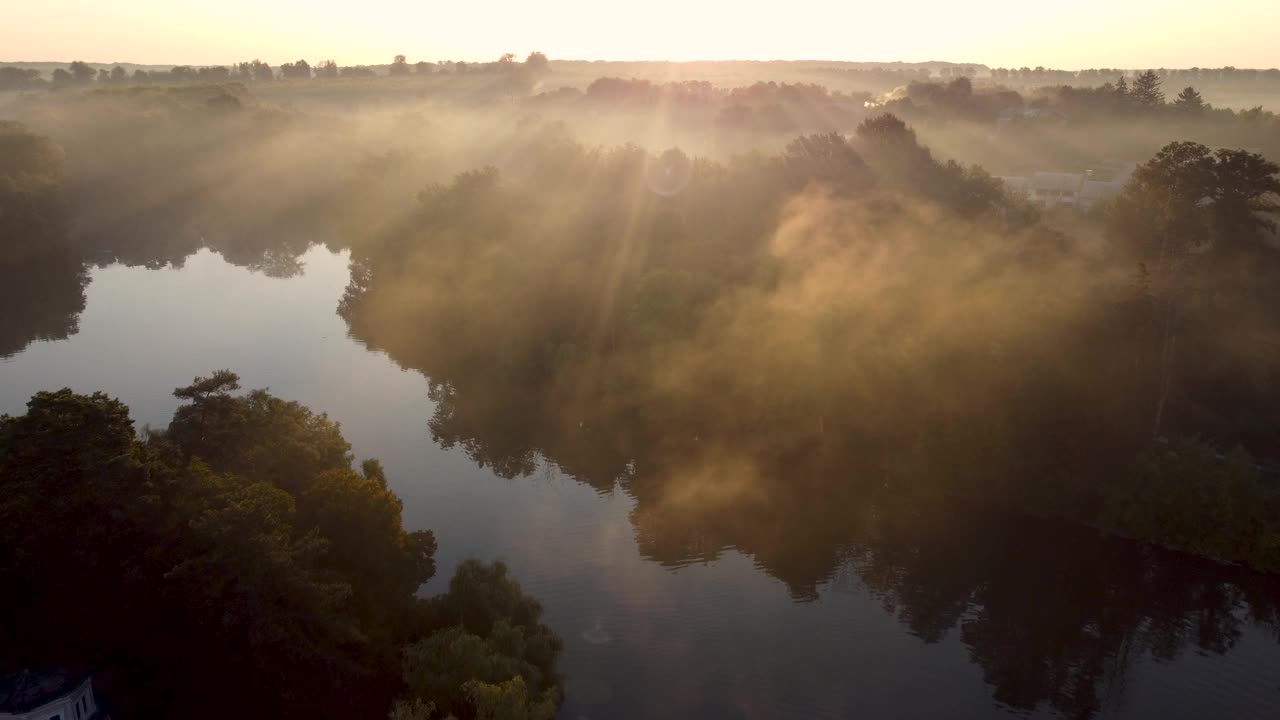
[{"xmin": 340, "ymin": 306, "xmax": 1280, "ymax": 719}]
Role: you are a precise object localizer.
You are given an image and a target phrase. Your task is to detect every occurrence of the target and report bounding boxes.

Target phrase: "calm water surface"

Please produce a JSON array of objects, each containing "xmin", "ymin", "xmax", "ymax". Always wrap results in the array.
[{"xmin": 3, "ymin": 246, "xmax": 1278, "ymax": 720}]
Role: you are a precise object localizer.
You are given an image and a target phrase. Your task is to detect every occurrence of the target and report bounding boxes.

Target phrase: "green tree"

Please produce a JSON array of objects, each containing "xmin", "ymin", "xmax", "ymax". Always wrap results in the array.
[
  {"xmin": 301, "ymin": 465, "xmax": 437, "ymax": 634},
  {"xmin": 251, "ymin": 59, "xmax": 275, "ymax": 81},
  {"xmin": 68, "ymin": 60, "xmax": 96, "ymax": 85},
  {"xmin": 166, "ymin": 371, "xmax": 352, "ymax": 493},
  {"xmin": 1111, "ymin": 141, "xmax": 1280, "ymax": 257},
  {"xmin": 1102, "ymin": 439, "xmax": 1280, "ymax": 568},
  {"xmin": 465, "ymin": 676, "xmax": 557, "ymax": 720},
  {"xmin": 1, "ymin": 377, "xmax": 452, "ymax": 719},
  {"xmin": 0, "ymin": 122, "xmax": 67, "ymax": 258},
  {"xmin": 1172, "ymin": 86, "xmax": 1206, "ymax": 113},
  {"xmin": 1130, "ymin": 69, "xmax": 1165, "ymax": 108},
  {"xmin": 524, "ymin": 52, "xmax": 550, "ymax": 74},
  {"xmin": 0, "ymin": 66, "xmax": 42, "ymax": 90},
  {"xmin": 401, "ymin": 622, "xmax": 558, "ymax": 717},
  {"xmin": 781, "ymin": 132, "xmax": 872, "ymax": 191},
  {"xmin": 1114, "ymin": 74, "xmax": 1130, "ymax": 105},
  {"xmin": 280, "ymin": 59, "xmax": 312, "ymax": 79}
]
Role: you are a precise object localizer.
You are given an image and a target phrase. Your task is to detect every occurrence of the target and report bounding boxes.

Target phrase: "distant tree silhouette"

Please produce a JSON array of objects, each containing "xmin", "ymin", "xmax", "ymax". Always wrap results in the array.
[
  {"xmin": 68, "ymin": 60, "xmax": 95, "ymax": 85},
  {"xmin": 279, "ymin": 59, "xmax": 312, "ymax": 79},
  {"xmin": 315, "ymin": 59, "xmax": 339, "ymax": 79},
  {"xmin": 251, "ymin": 59, "xmax": 274, "ymax": 81},
  {"xmin": 389, "ymin": 54, "xmax": 410, "ymax": 76},
  {"xmin": 1131, "ymin": 69, "xmax": 1165, "ymax": 107},
  {"xmin": 0, "ymin": 66, "xmax": 42, "ymax": 90},
  {"xmin": 195, "ymin": 65, "xmax": 230, "ymax": 82},
  {"xmin": 1114, "ymin": 74, "xmax": 1130, "ymax": 103},
  {"xmin": 1173, "ymin": 86, "xmax": 1207, "ymax": 113},
  {"xmin": 525, "ymin": 51, "xmax": 550, "ymax": 73}
]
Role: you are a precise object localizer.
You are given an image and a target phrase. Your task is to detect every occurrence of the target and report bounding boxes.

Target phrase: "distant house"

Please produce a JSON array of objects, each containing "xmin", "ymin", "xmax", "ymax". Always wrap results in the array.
[
  {"xmin": 0, "ymin": 670, "xmax": 100, "ymax": 720},
  {"xmin": 998, "ymin": 163, "xmax": 1136, "ymax": 211},
  {"xmin": 1027, "ymin": 172, "xmax": 1086, "ymax": 207}
]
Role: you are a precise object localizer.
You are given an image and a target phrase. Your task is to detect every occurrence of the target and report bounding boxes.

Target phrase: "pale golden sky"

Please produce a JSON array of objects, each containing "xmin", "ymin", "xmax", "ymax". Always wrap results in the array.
[{"xmin": 3, "ymin": 0, "xmax": 1278, "ymax": 68}]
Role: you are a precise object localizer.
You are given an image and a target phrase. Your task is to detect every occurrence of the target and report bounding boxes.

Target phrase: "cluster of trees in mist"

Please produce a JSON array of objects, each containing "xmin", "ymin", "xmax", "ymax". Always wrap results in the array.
[
  {"xmin": 338, "ymin": 111, "xmax": 1280, "ymax": 573},
  {"xmin": 0, "ymin": 372, "xmax": 563, "ymax": 720},
  {"xmin": 891, "ymin": 71, "xmax": 1223, "ymax": 121},
  {"xmin": 522, "ymin": 77, "xmax": 876, "ymax": 136},
  {"xmin": 518, "ymin": 71, "xmax": 1280, "ymax": 170}
]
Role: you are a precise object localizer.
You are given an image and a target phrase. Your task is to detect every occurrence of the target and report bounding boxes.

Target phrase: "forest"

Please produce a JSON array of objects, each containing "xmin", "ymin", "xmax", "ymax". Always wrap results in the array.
[
  {"xmin": 0, "ymin": 372, "xmax": 562, "ymax": 719},
  {"xmin": 3, "ymin": 56, "xmax": 1280, "ymax": 718}
]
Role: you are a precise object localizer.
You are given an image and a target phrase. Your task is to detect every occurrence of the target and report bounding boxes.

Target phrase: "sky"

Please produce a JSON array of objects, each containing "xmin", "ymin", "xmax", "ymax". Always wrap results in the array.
[{"xmin": 2, "ymin": 0, "xmax": 1278, "ymax": 69}]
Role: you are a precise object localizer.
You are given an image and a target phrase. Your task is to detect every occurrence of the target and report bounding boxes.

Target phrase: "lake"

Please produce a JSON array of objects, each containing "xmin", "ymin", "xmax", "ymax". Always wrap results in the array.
[{"xmin": 3, "ymin": 245, "xmax": 1279, "ymax": 720}]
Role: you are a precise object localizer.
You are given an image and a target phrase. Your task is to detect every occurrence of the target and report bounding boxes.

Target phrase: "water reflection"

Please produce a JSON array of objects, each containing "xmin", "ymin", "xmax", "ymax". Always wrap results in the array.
[
  {"xmin": 341, "ymin": 268, "xmax": 1280, "ymax": 719},
  {"xmin": 0, "ymin": 247, "xmax": 88, "ymax": 357},
  {"xmin": 0, "ymin": 218, "xmax": 319, "ymax": 357}
]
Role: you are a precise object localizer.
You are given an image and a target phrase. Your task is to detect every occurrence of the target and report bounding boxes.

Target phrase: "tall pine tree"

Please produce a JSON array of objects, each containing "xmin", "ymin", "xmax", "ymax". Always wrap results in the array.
[
  {"xmin": 1131, "ymin": 70, "xmax": 1165, "ymax": 108},
  {"xmin": 1173, "ymin": 86, "xmax": 1206, "ymax": 113}
]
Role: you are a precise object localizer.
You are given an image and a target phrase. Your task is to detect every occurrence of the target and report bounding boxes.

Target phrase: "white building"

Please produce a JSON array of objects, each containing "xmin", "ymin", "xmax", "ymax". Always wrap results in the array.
[
  {"xmin": 1027, "ymin": 172, "xmax": 1086, "ymax": 207},
  {"xmin": 999, "ymin": 163, "xmax": 1137, "ymax": 211},
  {"xmin": 0, "ymin": 670, "xmax": 100, "ymax": 720}
]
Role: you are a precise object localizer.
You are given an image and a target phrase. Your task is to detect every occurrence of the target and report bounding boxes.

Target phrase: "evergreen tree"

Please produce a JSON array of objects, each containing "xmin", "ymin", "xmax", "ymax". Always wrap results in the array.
[
  {"xmin": 1172, "ymin": 86, "xmax": 1206, "ymax": 113},
  {"xmin": 1114, "ymin": 75, "xmax": 1130, "ymax": 108},
  {"xmin": 1131, "ymin": 70, "xmax": 1165, "ymax": 107}
]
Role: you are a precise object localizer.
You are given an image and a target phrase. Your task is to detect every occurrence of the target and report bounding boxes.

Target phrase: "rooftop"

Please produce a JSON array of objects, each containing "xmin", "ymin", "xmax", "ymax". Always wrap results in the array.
[{"xmin": 0, "ymin": 668, "xmax": 86, "ymax": 714}]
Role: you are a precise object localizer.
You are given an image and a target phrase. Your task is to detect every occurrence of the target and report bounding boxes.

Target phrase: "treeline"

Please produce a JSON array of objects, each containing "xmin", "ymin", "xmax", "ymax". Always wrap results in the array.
[
  {"xmin": 0, "ymin": 372, "xmax": 563, "ymax": 720},
  {"xmin": 534, "ymin": 72, "xmax": 1280, "ymax": 163},
  {"xmin": 0, "ymin": 52, "xmax": 552, "ymax": 90},
  {"xmin": 888, "ymin": 71, "xmax": 1272, "ymax": 123},
  {"xmin": 525, "ymin": 78, "xmax": 874, "ymax": 135},
  {"xmin": 874, "ymin": 74, "xmax": 1280, "ymax": 175},
  {"xmin": 990, "ymin": 65, "xmax": 1280, "ymax": 87}
]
